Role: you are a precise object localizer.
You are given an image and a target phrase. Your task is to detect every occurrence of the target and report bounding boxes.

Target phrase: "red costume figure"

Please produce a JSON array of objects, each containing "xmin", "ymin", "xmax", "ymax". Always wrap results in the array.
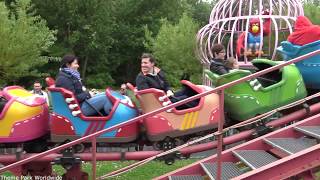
[
  {"xmin": 237, "ymin": 11, "xmax": 271, "ymax": 57},
  {"xmin": 287, "ymin": 16, "xmax": 320, "ymax": 46}
]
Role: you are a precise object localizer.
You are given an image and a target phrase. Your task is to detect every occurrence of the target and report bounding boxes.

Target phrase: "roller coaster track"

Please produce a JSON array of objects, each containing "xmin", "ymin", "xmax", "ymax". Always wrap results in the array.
[
  {"xmin": 156, "ymin": 110, "xmax": 320, "ymax": 180},
  {"xmin": 0, "ymin": 49, "xmax": 320, "ymax": 179}
]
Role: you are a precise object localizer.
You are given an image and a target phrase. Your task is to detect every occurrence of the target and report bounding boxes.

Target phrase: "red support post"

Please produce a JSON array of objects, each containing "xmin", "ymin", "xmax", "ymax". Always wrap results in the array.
[
  {"xmin": 297, "ymin": 170, "xmax": 316, "ymax": 180},
  {"xmin": 92, "ymin": 137, "xmax": 97, "ymax": 180},
  {"xmin": 62, "ymin": 164, "xmax": 88, "ymax": 180},
  {"xmin": 216, "ymin": 89, "xmax": 225, "ymax": 180}
]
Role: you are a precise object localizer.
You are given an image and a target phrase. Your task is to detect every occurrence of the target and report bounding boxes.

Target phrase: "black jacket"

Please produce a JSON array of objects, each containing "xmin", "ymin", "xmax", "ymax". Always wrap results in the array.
[
  {"xmin": 210, "ymin": 59, "xmax": 229, "ymax": 75},
  {"xmin": 136, "ymin": 70, "xmax": 171, "ymax": 92},
  {"xmin": 55, "ymin": 70, "xmax": 91, "ymax": 104}
]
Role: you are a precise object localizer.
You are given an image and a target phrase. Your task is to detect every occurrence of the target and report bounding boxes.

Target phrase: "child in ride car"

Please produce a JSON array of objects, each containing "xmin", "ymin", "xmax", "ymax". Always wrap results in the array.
[{"xmin": 224, "ymin": 57, "xmax": 239, "ymax": 71}]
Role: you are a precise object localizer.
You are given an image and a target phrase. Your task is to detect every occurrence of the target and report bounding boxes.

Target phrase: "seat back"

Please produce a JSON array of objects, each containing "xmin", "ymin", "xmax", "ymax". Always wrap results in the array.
[
  {"xmin": 126, "ymin": 83, "xmax": 137, "ymax": 92},
  {"xmin": 180, "ymin": 80, "xmax": 203, "ymax": 94},
  {"xmin": 134, "ymin": 80, "xmax": 207, "ymax": 115},
  {"xmin": 45, "ymin": 77, "xmax": 56, "ymax": 87},
  {"xmin": 135, "ymin": 88, "xmax": 165, "ymax": 114},
  {"xmin": 278, "ymin": 40, "xmax": 320, "ymax": 64},
  {"xmin": 204, "ymin": 69, "xmax": 219, "ymax": 85}
]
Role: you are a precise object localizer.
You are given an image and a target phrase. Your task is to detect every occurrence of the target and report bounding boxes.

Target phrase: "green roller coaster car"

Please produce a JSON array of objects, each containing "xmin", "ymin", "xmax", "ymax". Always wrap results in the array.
[{"xmin": 204, "ymin": 59, "xmax": 307, "ymax": 121}]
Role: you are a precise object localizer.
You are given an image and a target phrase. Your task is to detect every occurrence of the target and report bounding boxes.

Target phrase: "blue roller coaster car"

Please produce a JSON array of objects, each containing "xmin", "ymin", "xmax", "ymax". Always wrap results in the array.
[{"xmin": 277, "ymin": 40, "xmax": 320, "ymax": 89}]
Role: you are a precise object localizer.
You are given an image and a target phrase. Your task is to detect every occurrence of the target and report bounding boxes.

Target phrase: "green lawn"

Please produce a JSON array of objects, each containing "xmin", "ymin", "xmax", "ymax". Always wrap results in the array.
[
  {"xmin": 53, "ymin": 159, "xmax": 196, "ymax": 180},
  {"xmin": 3, "ymin": 160, "xmax": 320, "ymax": 179}
]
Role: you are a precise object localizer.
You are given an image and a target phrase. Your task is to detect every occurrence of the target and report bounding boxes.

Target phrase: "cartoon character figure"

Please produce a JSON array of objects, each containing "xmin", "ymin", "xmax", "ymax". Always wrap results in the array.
[{"xmin": 237, "ymin": 11, "xmax": 271, "ymax": 57}]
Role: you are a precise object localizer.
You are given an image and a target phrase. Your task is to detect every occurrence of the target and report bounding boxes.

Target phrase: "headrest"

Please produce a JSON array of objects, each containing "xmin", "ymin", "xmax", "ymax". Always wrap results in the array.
[
  {"xmin": 180, "ymin": 80, "xmax": 203, "ymax": 93},
  {"xmin": 204, "ymin": 69, "xmax": 219, "ymax": 85},
  {"xmin": 126, "ymin": 83, "xmax": 137, "ymax": 92},
  {"xmin": 46, "ymin": 77, "xmax": 56, "ymax": 87},
  {"xmin": 105, "ymin": 88, "xmax": 117, "ymax": 104},
  {"xmin": 277, "ymin": 41, "xmax": 300, "ymax": 57}
]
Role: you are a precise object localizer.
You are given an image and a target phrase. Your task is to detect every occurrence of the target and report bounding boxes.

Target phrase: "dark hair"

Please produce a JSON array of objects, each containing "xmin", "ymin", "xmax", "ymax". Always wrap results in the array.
[
  {"xmin": 141, "ymin": 53, "xmax": 155, "ymax": 63},
  {"xmin": 211, "ymin": 44, "xmax": 225, "ymax": 56},
  {"xmin": 34, "ymin": 80, "xmax": 41, "ymax": 84},
  {"xmin": 61, "ymin": 54, "xmax": 78, "ymax": 68}
]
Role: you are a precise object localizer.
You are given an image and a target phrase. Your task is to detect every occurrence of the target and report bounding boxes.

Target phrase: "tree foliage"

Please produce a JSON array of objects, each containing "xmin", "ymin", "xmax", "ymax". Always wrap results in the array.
[
  {"xmin": 145, "ymin": 13, "xmax": 202, "ymax": 87},
  {"xmin": 105, "ymin": 0, "xmax": 197, "ymax": 86},
  {"xmin": 0, "ymin": 0, "xmax": 56, "ymax": 86},
  {"xmin": 31, "ymin": 0, "xmax": 118, "ymax": 87},
  {"xmin": 1, "ymin": 0, "xmax": 213, "ymax": 88},
  {"xmin": 303, "ymin": 1, "xmax": 320, "ymax": 25},
  {"xmin": 303, "ymin": 0, "xmax": 320, "ymax": 7},
  {"xmin": 30, "ymin": 0, "xmax": 213, "ymax": 88}
]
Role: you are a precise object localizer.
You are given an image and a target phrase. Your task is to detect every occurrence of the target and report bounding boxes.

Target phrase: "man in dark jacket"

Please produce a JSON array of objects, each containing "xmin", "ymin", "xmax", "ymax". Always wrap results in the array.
[
  {"xmin": 135, "ymin": 53, "xmax": 197, "ymax": 109},
  {"xmin": 135, "ymin": 53, "xmax": 173, "ymax": 95},
  {"xmin": 136, "ymin": 67, "xmax": 172, "ymax": 93},
  {"xmin": 210, "ymin": 44, "xmax": 229, "ymax": 75}
]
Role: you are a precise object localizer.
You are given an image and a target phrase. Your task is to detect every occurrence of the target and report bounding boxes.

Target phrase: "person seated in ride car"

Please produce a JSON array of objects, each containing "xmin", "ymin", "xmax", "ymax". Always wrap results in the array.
[
  {"xmin": 136, "ymin": 53, "xmax": 172, "ymax": 93},
  {"xmin": 55, "ymin": 54, "xmax": 112, "ymax": 116},
  {"xmin": 119, "ymin": 83, "xmax": 128, "ymax": 96},
  {"xmin": 30, "ymin": 81, "xmax": 50, "ymax": 106},
  {"xmin": 135, "ymin": 53, "xmax": 197, "ymax": 109},
  {"xmin": 210, "ymin": 44, "xmax": 229, "ymax": 75},
  {"xmin": 224, "ymin": 57, "xmax": 239, "ymax": 71}
]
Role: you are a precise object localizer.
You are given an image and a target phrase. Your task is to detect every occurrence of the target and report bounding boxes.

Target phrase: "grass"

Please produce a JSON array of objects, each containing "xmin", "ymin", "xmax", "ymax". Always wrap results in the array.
[
  {"xmin": 53, "ymin": 159, "xmax": 197, "ymax": 180},
  {"xmin": 3, "ymin": 159, "xmax": 320, "ymax": 179},
  {"xmin": 0, "ymin": 172, "xmax": 13, "ymax": 177}
]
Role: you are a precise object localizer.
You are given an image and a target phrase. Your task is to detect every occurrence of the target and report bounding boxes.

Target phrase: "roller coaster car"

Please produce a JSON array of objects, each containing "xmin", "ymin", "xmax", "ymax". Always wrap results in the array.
[
  {"xmin": 277, "ymin": 40, "xmax": 320, "ymax": 89},
  {"xmin": 204, "ymin": 59, "xmax": 307, "ymax": 121},
  {"xmin": 46, "ymin": 77, "xmax": 139, "ymax": 143},
  {"xmin": 0, "ymin": 86, "xmax": 49, "ymax": 143},
  {"xmin": 127, "ymin": 80, "xmax": 220, "ymax": 142}
]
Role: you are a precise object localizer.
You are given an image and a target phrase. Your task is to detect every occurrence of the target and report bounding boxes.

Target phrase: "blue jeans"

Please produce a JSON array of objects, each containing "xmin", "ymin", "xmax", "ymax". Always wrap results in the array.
[{"xmin": 81, "ymin": 93, "xmax": 113, "ymax": 116}]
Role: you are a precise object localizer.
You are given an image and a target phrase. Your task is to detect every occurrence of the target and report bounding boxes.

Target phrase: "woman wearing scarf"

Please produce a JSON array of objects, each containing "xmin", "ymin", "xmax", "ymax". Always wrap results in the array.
[{"xmin": 55, "ymin": 55, "xmax": 112, "ymax": 116}]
